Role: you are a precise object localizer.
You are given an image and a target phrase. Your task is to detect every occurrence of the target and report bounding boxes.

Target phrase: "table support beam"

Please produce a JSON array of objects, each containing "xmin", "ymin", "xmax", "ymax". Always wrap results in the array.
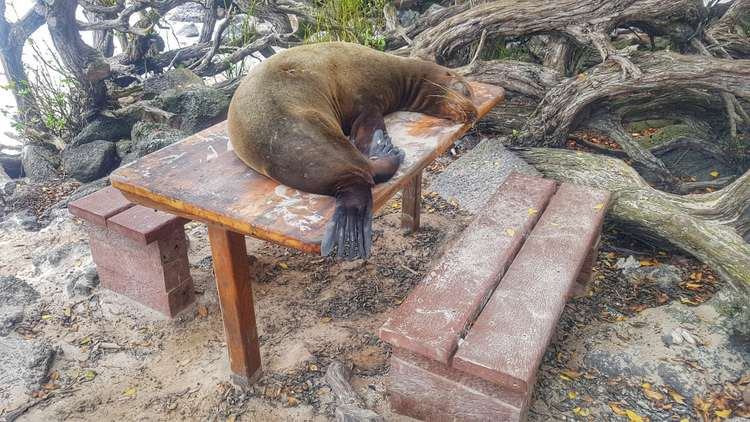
[
  {"xmin": 401, "ymin": 171, "xmax": 422, "ymax": 233},
  {"xmin": 207, "ymin": 225, "xmax": 262, "ymax": 386}
]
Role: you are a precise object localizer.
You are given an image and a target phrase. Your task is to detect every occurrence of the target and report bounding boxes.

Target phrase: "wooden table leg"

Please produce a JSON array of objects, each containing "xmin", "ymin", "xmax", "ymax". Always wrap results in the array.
[
  {"xmin": 401, "ymin": 171, "xmax": 422, "ymax": 233},
  {"xmin": 207, "ymin": 225, "xmax": 262, "ymax": 386}
]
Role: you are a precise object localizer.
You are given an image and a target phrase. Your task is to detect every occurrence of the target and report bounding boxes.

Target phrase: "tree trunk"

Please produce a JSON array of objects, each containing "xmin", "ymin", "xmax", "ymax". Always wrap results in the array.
[
  {"xmin": 0, "ymin": 1, "xmax": 46, "ymax": 125},
  {"xmin": 518, "ymin": 148, "xmax": 750, "ymax": 296},
  {"xmin": 46, "ymin": 0, "xmax": 110, "ymax": 119}
]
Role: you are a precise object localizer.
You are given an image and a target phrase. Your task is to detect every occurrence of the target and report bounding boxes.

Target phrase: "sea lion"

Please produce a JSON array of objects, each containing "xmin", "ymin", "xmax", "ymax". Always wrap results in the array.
[{"xmin": 227, "ymin": 42, "xmax": 478, "ymax": 259}]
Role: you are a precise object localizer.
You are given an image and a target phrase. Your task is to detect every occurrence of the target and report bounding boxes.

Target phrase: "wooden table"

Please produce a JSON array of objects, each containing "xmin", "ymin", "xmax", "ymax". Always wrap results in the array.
[{"xmin": 110, "ymin": 82, "xmax": 504, "ymax": 385}]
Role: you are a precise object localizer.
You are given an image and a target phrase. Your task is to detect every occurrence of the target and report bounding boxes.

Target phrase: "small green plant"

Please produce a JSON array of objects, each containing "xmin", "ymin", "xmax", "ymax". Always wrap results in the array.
[{"xmin": 303, "ymin": 0, "xmax": 388, "ymax": 49}]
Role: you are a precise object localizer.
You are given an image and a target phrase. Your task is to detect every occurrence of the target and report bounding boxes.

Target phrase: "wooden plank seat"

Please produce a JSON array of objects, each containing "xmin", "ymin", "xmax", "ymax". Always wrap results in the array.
[
  {"xmin": 109, "ymin": 82, "xmax": 505, "ymax": 386},
  {"xmin": 379, "ymin": 172, "xmax": 610, "ymax": 421},
  {"xmin": 68, "ymin": 186, "xmax": 195, "ymax": 317}
]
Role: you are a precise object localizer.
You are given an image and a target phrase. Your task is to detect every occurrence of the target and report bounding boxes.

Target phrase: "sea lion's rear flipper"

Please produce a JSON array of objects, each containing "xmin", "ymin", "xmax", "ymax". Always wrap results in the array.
[{"xmin": 320, "ymin": 184, "xmax": 373, "ymax": 260}]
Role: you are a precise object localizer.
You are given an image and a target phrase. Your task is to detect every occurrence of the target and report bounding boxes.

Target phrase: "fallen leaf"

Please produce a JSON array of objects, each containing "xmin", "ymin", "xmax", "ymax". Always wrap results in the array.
[
  {"xmin": 710, "ymin": 170, "xmax": 720, "ymax": 178},
  {"xmin": 278, "ymin": 262, "xmax": 289, "ymax": 270},
  {"xmin": 560, "ymin": 369, "xmax": 582, "ymax": 380},
  {"xmin": 642, "ymin": 383, "xmax": 665, "ymax": 402},
  {"xmin": 639, "ymin": 259, "xmax": 657, "ymax": 267},
  {"xmin": 84, "ymin": 370, "xmax": 96, "ymax": 381},
  {"xmin": 594, "ymin": 203, "xmax": 604, "ymax": 210},
  {"xmin": 668, "ymin": 388, "xmax": 685, "ymax": 404},
  {"xmin": 41, "ymin": 314, "xmax": 53, "ymax": 320},
  {"xmin": 528, "ymin": 208, "xmax": 538, "ymax": 216},
  {"xmin": 197, "ymin": 305, "xmax": 208, "ymax": 318},
  {"xmin": 609, "ymin": 403, "xmax": 627, "ymax": 416},
  {"xmin": 568, "ymin": 391, "xmax": 578, "ymax": 400},
  {"xmin": 625, "ymin": 409, "xmax": 644, "ymax": 422},
  {"xmin": 123, "ymin": 387, "xmax": 137, "ymax": 398},
  {"xmin": 505, "ymin": 228, "xmax": 516, "ymax": 237},
  {"xmin": 573, "ymin": 407, "xmax": 590, "ymax": 416},
  {"xmin": 715, "ymin": 409, "xmax": 731, "ymax": 418},
  {"xmin": 685, "ymin": 283, "xmax": 704, "ymax": 290}
]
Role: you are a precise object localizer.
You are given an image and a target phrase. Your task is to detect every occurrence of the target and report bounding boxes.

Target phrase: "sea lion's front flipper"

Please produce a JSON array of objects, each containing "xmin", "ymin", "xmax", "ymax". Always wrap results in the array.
[{"xmin": 321, "ymin": 184, "xmax": 373, "ymax": 260}]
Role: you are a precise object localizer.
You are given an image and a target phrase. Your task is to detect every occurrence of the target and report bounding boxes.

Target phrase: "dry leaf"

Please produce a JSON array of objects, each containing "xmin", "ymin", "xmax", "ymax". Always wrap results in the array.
[
  {"xmin": 709, "ymin": 170, "xmax": 720, "ymax": 178},
  {"xmin": 278, "ymin": 262, "xmax": 289, "ymax": 270},
  {"xmin": 609, "ymin": 403, "xmax": 627, "ymax": 416},
  {"xmin": 573, "ymin": 407, "xmax": 590, "ymax": 416},
  {"xmin": 639, "ymin": 259, "xmax": 657, "ymax": 267},
  {"xmin": 197, "ymin": 305, "xmax": 208, "ymax": 318},
  {"xmin": 594, "ymin": 203, "xmax": 604, "ymax": 210},
  {"xmin": 528, "ymin": 208, "xmax": 538, "ymax": 215},
  {"xmin": 625, "ymin": 409, "xmax": 644, "ymax": 422},
  {"xmin": 84, "ymin": 370, "xmax": 96, "ymax": 381},
  {"xmin": 505, "ymin": 228, "xmax": 516, "ymax": 237},
  {"xmin": 123, "ymin": 386, "xmax": 137, "ymax": 397},
  {"xmin": 668, "ymin": 388, "xmax": 685, "ymax": 404},
  {"xmin": 715, "ymin": 409, "xmax": 731, "ymax": 418},
  {"xmin": 560, "ymin": 369, "xmax": 582, "ymax": 380},
  {"xmin": 568, "ymin": 391, "xmax": 578, "ymax": 400},
  {"xmin": 642, "ymin": 383, "xmax": 665, "ymax": 402}
]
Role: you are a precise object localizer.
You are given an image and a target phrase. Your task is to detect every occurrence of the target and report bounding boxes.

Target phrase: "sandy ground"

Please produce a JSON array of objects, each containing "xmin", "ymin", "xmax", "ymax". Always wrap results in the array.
[{"xmin": 1, "ymin": 148, "xmax": 748, "ymax": 421}]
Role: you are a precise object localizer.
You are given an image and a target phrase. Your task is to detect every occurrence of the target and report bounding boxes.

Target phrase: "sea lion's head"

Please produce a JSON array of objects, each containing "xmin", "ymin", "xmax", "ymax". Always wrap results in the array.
[{"xmin": 421, "ymin": 70, "xmax": 478, "ymax": 124}]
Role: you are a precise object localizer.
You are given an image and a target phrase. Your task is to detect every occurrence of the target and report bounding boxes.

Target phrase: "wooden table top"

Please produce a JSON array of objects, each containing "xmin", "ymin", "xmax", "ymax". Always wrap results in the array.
[{"xmin": 111, "ymin": 82, "xmax": 504, "ymax": 254}]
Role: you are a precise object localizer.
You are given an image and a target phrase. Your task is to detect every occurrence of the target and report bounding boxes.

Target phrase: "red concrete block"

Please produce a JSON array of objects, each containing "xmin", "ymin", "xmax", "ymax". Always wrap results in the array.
[
  {"xmin": 68, "ymin": 186, "xmax": 134, "ymax": 227},
  {"xmin": 389, "ymin": 351, "xmax": 528, "ymax": 422},
  {"xmin": 452, "ymin": 183, "xmax": 610, "ymax": 395},
  {"xmin": 379, "ymin": 172, "xmax": 556, "ymax": 364},
  {"xmin": 572, "ymin": 231, "xmax": 601, "ymax": 298},
  {"xmin": 106, "ymin": 205, "xmax": 188, "ymax": 245},
  {"xmin": 98, "ymin": 267, "xmax": 194, "ymax": 317},
  {"xmin": 89, "ymin": 227, "xmax": 191, "ymax": 293}
]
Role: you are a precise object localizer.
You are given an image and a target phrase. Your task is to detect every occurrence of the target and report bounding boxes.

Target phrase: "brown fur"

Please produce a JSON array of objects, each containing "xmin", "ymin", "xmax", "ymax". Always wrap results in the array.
[
  {"xmin": 227, "ymin": 42, "xmax": 476, "ymax": 195},
  {"xmin": 227, "ymin": 42, "xmax": 477, "ymax": 258}
]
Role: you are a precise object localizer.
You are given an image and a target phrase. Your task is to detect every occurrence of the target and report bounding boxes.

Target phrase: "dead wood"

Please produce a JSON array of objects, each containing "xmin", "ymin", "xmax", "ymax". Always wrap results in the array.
[
  {"xmin": 516, "ymin": 52, "xmax": 750, "ymax": 147},
  {"xmin": 518, "ymin": 148, "xmax": 750, "ymax": 295},
  {"xmin": 325, "ymin": 361, "xmax": 384, "ymax": 422},
  {"xmin": 408, "ymin": 0, "xmax": 704, "ymax": 69}
]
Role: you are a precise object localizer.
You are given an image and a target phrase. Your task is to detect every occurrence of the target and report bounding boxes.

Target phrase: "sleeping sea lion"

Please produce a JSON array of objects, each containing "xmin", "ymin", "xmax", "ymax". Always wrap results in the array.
[{"xmin": 227, "ymin": 42, "xmax": 477, "ymax": 259}]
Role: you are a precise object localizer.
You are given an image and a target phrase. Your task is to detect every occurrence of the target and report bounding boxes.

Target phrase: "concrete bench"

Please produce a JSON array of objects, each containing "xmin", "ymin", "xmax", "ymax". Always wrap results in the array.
[
  {"xmin": 379, "ymin": 172, "xmax": 610, "ymax": 421},
  {"xmin": 109, "ymin": 82, "xmax": 505, "ymax": 385},
  {"xmin": 68, "ymin": 186, "xmax": 194, "ymax": 317}
]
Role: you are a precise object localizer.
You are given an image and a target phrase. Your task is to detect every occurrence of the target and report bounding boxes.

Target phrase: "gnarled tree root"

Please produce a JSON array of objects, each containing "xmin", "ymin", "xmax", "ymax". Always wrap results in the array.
[{"xmin": 517, "ymin": 148, "xmax": 750, "ymax": 295}]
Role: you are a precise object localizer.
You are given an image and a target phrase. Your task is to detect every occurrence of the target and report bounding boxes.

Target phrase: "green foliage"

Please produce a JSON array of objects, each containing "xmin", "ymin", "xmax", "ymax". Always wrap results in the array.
[{"xmin": 303, "ymin": 0, "xmax": 388, "ymax": 49}]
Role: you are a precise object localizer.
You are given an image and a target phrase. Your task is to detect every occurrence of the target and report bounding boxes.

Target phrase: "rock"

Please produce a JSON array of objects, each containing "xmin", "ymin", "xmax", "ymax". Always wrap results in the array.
[
  {"xmin": 155, "ymin": 87, "xmax": 230, "ymax": 134},
  {"xmin": 21, "ymin": 144, "xmax": 60, "ymax": 182},
  {"xmin": 66, "ymin": 266, "xmax": 100, "ymax": 296},
  {"xmin": 397, "ymin": 9, "xmax": 420, "ymax": 27},
  {"xmin": 0, "ymin": 164, "xmax": 16, "ymax": 195},
  {"xmin": 623, "ymin": 263, "xmax": 684, "ymax": 290},
  {"xmin": 575, "ymin": 297, "xmax": 749, "ymax": 399},
  {"xmin": 143, "ymin": 68, "xmax": 205, "ymax": 97},
  {"xmin": 116, "ymin": 139, "xmax": 133, "ymax": 160},
  {"xmin": 0, "ymin": 276, "xmax": 40, "ymax": 336},
  {"xmin": 165, "ymin": 2, "xmax": 206, "ymax": 22},
  {"xmin": 615, "ymin": 255, "xmax": 640, "ymax": 271},
  {"xmin": 429, "ymin": 138, "xmax": 540, "ymax": 214},
  {"xmin": 176, "ymin": 22, "xmax": 199, "ymax": 37},
  {"xmin": 131, "ymin": 122, "xmax": 188, "ymax": 158},
  {"xmin": 0, "ymin": 335, "xmax": 55, "ymax": 392},
  {"xmin": 62, "ymin": 140, "xmax": 120, "ymax": 183},
  {"xmin": 71, "ymin": 115, "xmax": 135, "ymax": 146},
  {"xmin": 1, "ymin": 149, "xmax": 24, "ymax": 178}
]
